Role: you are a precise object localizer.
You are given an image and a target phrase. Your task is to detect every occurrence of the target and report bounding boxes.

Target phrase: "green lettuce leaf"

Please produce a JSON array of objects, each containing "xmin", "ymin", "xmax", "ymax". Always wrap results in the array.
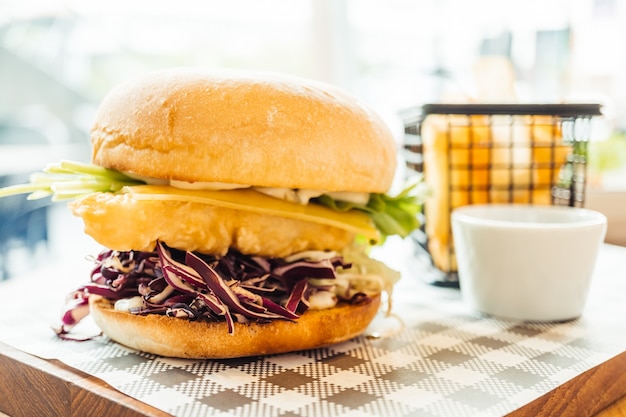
[
  {"xmin": 0, "ymin": 160, "xmax": 426, "ymax": 241},
  {"xmin": 313, "ymin": 178, "xmax": 426, "ymax": 240}
]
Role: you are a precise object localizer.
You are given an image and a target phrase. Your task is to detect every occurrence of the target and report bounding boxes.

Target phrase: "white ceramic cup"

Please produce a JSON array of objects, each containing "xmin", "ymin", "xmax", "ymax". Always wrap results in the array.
[{"xmin": 451, "ymin": 204, "xmax": 607, "ymax": 322}]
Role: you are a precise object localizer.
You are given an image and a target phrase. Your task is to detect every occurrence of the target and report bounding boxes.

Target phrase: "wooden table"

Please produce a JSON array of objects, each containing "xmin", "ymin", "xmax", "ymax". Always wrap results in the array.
[
  {"xmin": 598, "ymin": 396, "xmax": 626, "ymax": 417},
  {"xmin": 1, "ymin": 341, "xmax": 626, "ymax": 417},
  {"xmin": 0, "ymin": 342, "xmax": 168, "ymax": 417},
  {"xmin": 1, "ymin": 242, "xmax": 625, "ymax": 417}
]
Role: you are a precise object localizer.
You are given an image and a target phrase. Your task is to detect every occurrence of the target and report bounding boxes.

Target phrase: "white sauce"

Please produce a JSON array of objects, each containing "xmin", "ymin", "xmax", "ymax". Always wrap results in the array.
[
  {"xmin": 308, "ymin": 291, "xmax": 338, "ymax": 310},
  {"xmin": 123, "ymin": 171, "xmax": 370, "ymax": 205},
  {"xmin": 114, "ymin": 296, "xmax": 144, "ymax": 312},
  {"xmin": 170, "ymin": 180, "xmax": 249, "ymax": 191}
]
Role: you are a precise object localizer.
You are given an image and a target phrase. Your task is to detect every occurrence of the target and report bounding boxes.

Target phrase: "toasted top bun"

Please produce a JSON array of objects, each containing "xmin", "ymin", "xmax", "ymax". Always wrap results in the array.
[
  {"xmin": 91, "ymin": 68, "xmax": 397, "ymax": 193},
  {"xmin": 89, "ymin": 294, "xmax": 381, "ymax": 359}
]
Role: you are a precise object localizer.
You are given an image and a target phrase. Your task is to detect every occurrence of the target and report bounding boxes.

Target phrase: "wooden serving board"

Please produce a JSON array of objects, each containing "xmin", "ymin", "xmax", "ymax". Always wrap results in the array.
[{"xmin": 0, "ymin": 242, "xmax": 625, "ymax": 417}]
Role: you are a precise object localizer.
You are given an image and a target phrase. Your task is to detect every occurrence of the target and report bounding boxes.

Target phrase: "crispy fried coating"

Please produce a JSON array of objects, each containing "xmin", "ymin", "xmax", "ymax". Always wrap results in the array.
[{"xmin": 69, "ymin": 192, "xmax": 354, "ymax": 257}]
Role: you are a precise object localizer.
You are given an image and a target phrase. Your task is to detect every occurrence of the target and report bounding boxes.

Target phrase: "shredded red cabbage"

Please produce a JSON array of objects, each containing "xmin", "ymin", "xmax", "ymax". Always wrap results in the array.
[{"xmin": 55, "ymin": 241, "xmax": 359, "ymax": 337}]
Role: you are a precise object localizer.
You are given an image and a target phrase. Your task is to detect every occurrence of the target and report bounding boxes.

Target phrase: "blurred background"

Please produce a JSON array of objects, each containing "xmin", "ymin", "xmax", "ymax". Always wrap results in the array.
[{"xmin": 1, "ymin": 0, "xmax": 625, "ymax": 279}]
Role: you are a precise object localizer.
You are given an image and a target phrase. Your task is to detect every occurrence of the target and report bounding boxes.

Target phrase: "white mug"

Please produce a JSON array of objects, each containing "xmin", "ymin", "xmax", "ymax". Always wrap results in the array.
[{"xmin": 452, "ymin": 204, "xmax": 607, "ymax": 322}]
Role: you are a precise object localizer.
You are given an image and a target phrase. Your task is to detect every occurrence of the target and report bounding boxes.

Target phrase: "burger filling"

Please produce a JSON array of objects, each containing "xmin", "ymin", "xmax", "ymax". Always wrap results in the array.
[
  {"xmin": 0, "ymin": 161, "xmax": 422, "ymax": 339},
  {"xmin": 129, "ymin": 172, "xmax": 371, "ymax": 206},
  {"xmin": 55, "ymin": 240, "xmax": 394, "ymax": 338}
]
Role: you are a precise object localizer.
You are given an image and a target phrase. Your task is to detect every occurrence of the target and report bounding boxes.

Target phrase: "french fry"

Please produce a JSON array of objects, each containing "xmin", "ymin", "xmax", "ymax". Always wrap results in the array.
[{"xmin": 421, "ymin": 113, "xmax": 570, "ymax": 272}]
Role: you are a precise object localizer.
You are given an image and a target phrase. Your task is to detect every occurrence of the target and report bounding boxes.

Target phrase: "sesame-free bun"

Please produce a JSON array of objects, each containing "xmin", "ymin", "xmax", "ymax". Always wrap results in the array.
[
  {"xmin": 91, "ymin": 68, "xmax": 397, "ymax": 193},
  {"xmin": 89, "ymin": 294, "xmax": 381, "ymax": 359}
]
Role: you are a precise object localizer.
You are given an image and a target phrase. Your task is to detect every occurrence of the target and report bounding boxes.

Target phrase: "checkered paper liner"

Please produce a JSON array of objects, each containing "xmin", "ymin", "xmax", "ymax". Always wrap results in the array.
[{"xmin": 2, "ymin": 243, "xmax": 626, "ymax": 417}]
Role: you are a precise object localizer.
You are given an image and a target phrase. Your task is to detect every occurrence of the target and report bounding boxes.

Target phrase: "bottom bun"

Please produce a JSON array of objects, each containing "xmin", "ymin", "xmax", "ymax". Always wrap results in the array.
[{"xmin": 89, "ymin": 294, "xmax": 381, "ymax": 359}]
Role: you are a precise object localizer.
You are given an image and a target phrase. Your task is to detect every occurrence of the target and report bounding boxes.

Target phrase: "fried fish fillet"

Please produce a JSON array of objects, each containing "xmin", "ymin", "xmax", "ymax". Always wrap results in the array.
[{"xmin": 70, "ymin": 192, "xmax": 354, "ymax": 258}]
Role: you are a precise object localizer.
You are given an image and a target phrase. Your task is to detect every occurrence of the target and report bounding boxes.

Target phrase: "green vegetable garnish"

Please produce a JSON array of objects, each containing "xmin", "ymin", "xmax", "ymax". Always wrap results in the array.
[
  {"xmin": 313, "ymin": 177, "xmax": 426, "ymax": 240},
  {"xmin": 0, "ymin": 160, "xmax": 426, "ymax": 240},
  {"xmin": 0, "ymin": 160, "xmax": 143, "ymax": 201}
]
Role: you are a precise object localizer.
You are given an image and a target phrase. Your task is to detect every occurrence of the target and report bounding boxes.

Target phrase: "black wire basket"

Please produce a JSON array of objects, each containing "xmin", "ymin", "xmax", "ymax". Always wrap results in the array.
[{"xmin": 402, "ymin": 103, "xmax": 603, "ymax": 287}]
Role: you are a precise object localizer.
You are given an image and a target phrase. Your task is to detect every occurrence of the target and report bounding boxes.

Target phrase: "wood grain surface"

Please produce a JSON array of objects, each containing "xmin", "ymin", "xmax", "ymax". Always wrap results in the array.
[
  {"xmin": 1, "ymin": 340, "xmax": 625, "ymax": 417},
  {"xmin": 507, "ymin": 350, "xmax": 626, "ymax": 417},
  {"xmin": 0, "ymin": 342, "xmax": 170, "ymax": 417},
  {"xmin": 598, "ymin": 396, "xmax": 626, "ymax": 417}
]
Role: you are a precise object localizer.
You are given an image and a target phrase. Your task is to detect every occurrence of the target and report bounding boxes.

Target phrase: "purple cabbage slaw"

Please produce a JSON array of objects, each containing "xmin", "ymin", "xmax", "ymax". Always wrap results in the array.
[{"xmin": 54, "ymin": 241, "xmax": 360, "ymax": 338}]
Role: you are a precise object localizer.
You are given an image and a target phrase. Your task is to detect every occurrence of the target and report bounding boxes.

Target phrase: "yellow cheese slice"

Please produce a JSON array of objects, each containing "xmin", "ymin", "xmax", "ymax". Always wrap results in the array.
[{"xmin": 123, "ymin": 185, "xmax": 380, "ymax": 241}]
